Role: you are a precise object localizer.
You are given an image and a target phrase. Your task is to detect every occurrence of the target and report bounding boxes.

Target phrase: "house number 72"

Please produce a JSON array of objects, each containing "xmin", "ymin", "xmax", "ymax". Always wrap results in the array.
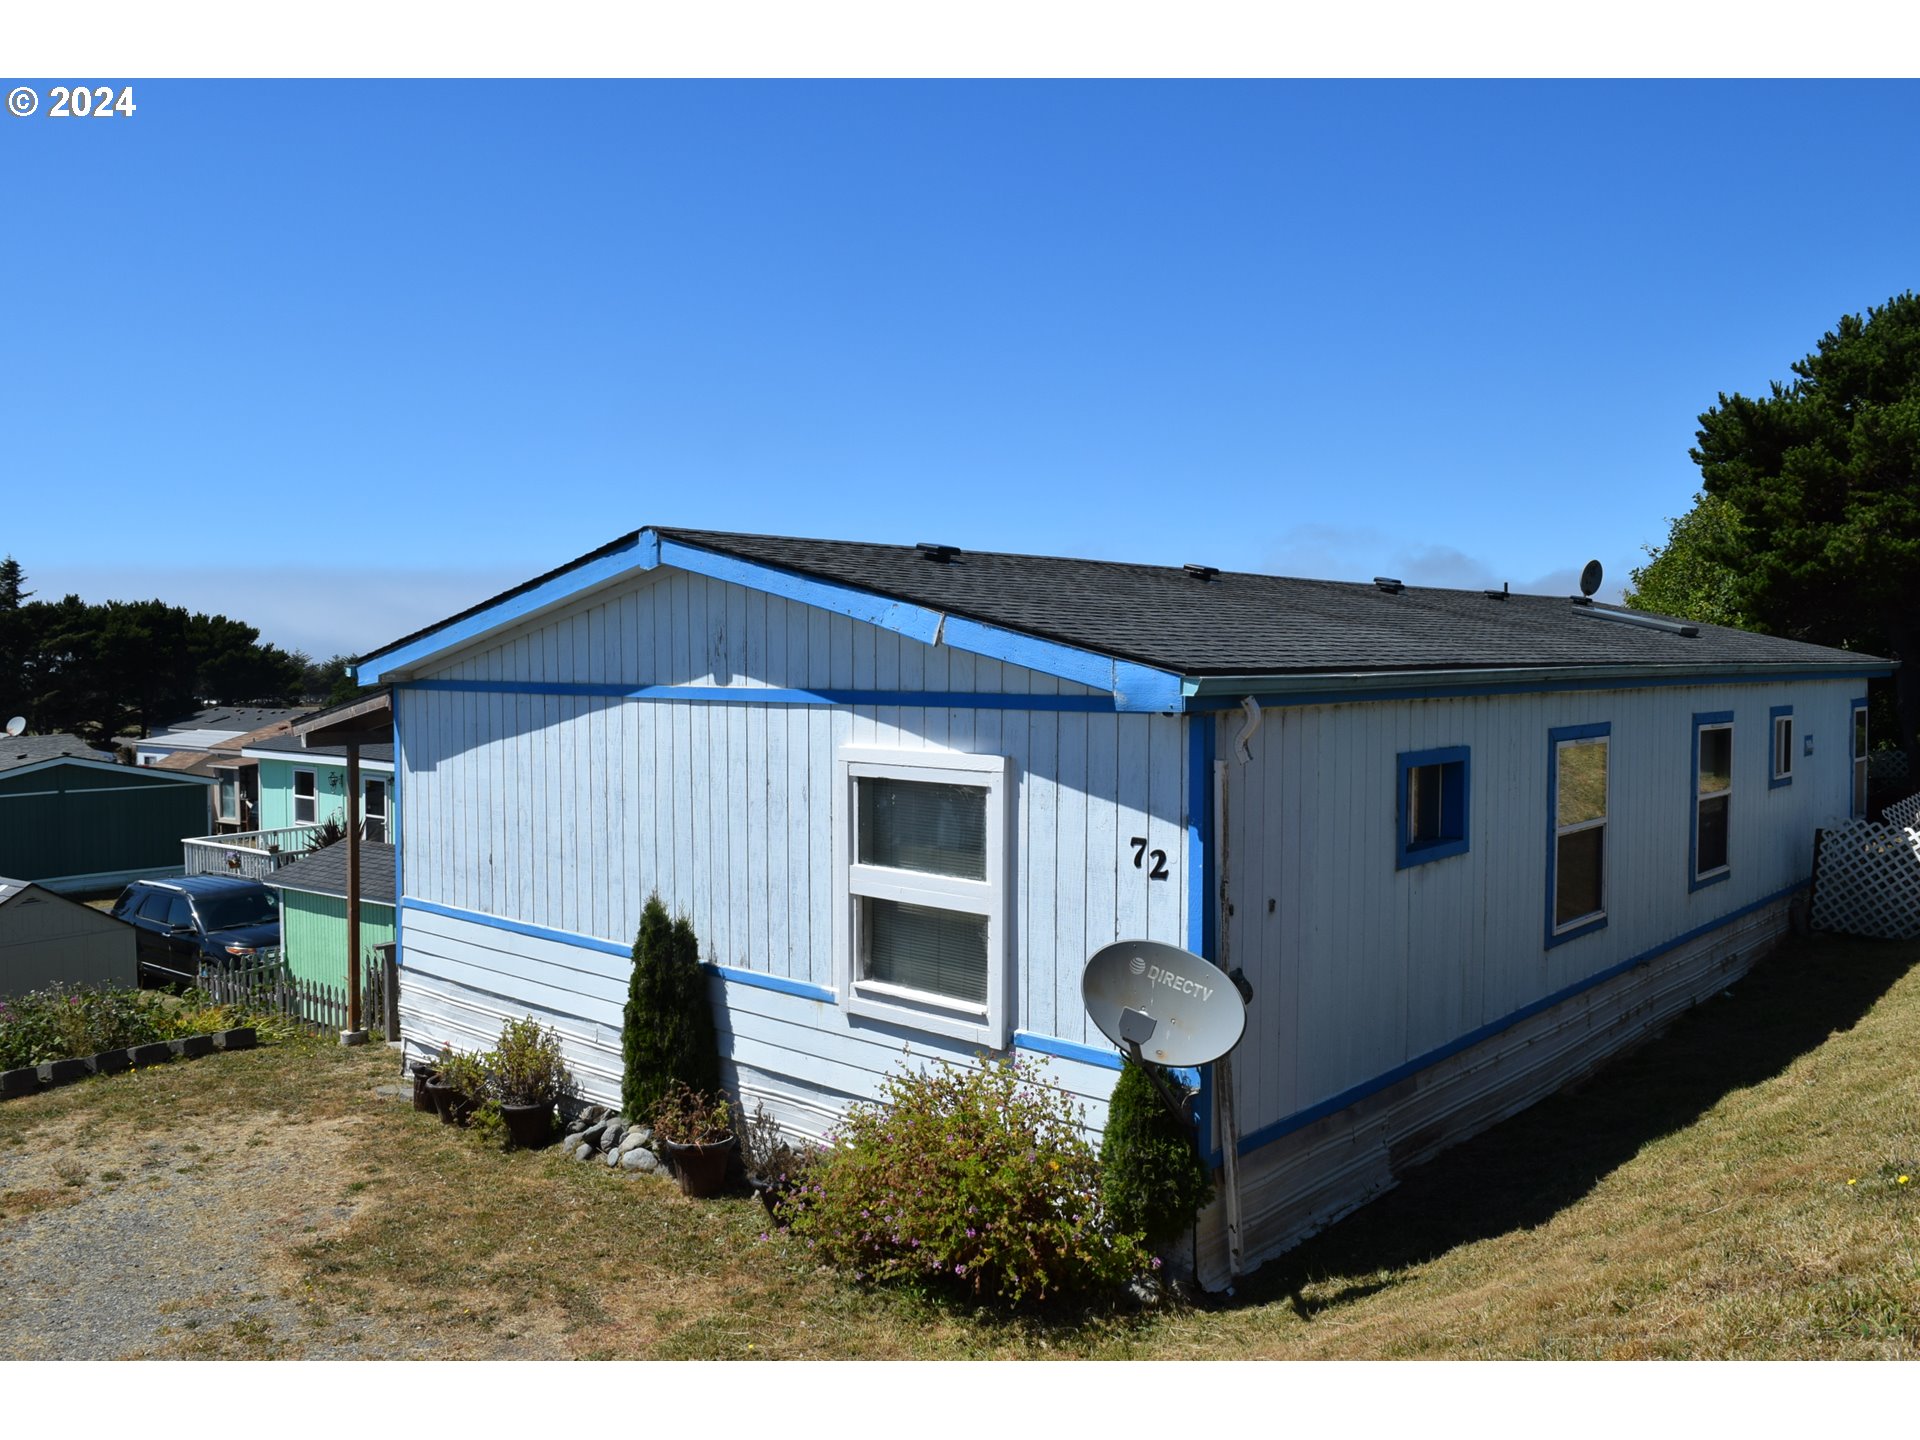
[{"xmin": 1129, "ymin": 837, "xmax": 1169, "ymax": 880}]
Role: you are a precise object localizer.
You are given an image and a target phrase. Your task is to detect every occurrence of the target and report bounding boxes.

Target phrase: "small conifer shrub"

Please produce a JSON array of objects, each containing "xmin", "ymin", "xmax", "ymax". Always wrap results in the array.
[
  {"xmin": 621, "ymin": 894, "xmax": 720, "ymax": 1121},
  {"xmin": 1098, "ymin": 1060, "xmax": 1214, "ymax": 1251}
]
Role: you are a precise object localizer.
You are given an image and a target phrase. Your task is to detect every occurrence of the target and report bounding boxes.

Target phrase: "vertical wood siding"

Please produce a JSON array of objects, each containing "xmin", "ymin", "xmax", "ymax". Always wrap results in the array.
[
  {"xmin": 395, "ymin": 568, "xmax": 1188, "ymax": 1127},
  {"xmin": 1218, "ymin": 678, "xmax": 1862, "ymax": 1144}
]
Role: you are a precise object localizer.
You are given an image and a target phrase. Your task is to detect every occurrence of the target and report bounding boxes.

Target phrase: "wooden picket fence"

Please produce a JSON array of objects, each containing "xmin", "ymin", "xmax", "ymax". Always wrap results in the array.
[{"xmin": 198, "ymin": 947, "xmax": 397, "ymax": 1036}]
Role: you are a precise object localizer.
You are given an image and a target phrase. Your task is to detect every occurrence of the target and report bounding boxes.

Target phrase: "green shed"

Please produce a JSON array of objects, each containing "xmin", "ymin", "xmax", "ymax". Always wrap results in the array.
[
  {"xmin": 0, "ymin": 736, "xmax": 215, "ymax": 894},
  {"xmin": 262, "ymin": 840, "xmax": 396, "ymax": 990}
]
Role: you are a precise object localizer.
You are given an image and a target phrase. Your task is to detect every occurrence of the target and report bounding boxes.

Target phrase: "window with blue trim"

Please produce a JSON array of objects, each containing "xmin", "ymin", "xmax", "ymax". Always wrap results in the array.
[
  {"xmin": 1396, "ymin": 746, "xmax": 1469, "ymax": 868},
  {"xmin": 1548, "ymin": 723, "xmax": 1610, "ymax": 944},
  {"xmin": 1769, "ymin": 706, "xmax": 1793, "ymax": 789},
  {"xmin": 1691, "ymin": 712, "xmax": 1733, "ymax": 889}
]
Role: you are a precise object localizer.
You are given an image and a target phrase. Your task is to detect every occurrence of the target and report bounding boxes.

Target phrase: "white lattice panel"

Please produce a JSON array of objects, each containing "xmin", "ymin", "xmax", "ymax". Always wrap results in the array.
[
  {"xmin": 1869, "ymin": 749, "xmax": 1912, "ymax": 784},
  {"xmin": 1811, "ymin": 817, "xmax": 1920, "ymax": 941},
  {"xmin": 1882, "ymin": 790, "xmax": 1920, "ymax": 831}
]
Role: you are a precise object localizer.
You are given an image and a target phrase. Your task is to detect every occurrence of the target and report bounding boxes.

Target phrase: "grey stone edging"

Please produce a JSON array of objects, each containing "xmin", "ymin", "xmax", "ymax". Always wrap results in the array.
[{"xmin": 0, "ymin": 1028, "xmax": 256, "ymax": 1101}]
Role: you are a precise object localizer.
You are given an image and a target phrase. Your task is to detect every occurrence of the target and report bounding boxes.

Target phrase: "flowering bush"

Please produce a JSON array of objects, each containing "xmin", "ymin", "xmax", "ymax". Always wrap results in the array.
[{"xmin": 778, "ymin": 1054, "xmax": 1149, "ymax": 1307}]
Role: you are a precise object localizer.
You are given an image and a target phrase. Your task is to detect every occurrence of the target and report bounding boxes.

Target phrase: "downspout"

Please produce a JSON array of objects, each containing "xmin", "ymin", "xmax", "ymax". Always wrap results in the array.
[{"xmin": 1213, "ymin": 748, "xmax": 1245, "ymax": 1287}]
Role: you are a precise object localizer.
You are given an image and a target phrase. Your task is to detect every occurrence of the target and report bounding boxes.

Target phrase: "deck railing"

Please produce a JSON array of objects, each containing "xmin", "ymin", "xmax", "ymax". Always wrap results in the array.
[{"xmin": 181, "ymin": 825, "xmax": 317, "ymax": 879}]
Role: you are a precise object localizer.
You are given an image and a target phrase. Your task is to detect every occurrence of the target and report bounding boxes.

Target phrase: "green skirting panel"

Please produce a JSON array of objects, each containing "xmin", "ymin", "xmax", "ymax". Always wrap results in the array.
[{"xmin": 280, "ymin": 892, "xmax": 396, "ymax": 989}]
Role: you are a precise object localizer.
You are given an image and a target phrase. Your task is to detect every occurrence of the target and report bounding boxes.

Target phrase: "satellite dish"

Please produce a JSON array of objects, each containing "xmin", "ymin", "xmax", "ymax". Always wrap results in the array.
[
  {"xmin": 1579, "ymin": 559, "xmax": 1603, "ymax": 597},
  {"xmin": 3, "ymin": 717, "xmax": 23, "ymax": 737},
  {"xmin": 1082, "ymin": 939, "xmax": 1247, "ymax": 1068}
]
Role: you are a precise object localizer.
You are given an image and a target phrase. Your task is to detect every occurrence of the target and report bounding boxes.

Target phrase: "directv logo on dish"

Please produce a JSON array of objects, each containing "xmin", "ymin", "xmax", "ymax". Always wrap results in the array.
[
  {"xmin": 1129, "ymin": 955, "xmax": 1146, "ymax": 976},
  {"xmin": 1146, "ymin": 964, "xmax": 1214, "ymax": 1002}
]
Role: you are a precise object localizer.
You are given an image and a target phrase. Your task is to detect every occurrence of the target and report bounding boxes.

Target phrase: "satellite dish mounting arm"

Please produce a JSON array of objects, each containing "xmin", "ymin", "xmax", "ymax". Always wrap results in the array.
[{"xmin": 1118, "ymin": 1007, "xmax": 1201, "ymax": 1142}]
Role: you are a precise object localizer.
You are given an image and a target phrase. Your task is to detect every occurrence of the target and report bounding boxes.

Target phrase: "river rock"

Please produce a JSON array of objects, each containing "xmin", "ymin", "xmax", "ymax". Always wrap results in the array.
[
  {"xmin": 599, "ymin": 1120, "xmax": 626, "ymax": 1151},
  {"xmin": 620, "ymin": 1147, "xmax": 659, "ymax": 1173},
  {"xmin": 572, "ymin": 1142, "xmax": 595, "ymax": 1162},
  {"xmin": 617, "ymin": 1126, "xmax": 652, "ymax": 1153}
]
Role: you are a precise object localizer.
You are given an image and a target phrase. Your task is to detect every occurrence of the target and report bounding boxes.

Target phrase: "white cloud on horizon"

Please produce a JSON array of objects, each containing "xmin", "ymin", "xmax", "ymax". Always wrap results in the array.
[{"xmin": 22, "ymin": 563, "xmax": 531, "ymax": 660}]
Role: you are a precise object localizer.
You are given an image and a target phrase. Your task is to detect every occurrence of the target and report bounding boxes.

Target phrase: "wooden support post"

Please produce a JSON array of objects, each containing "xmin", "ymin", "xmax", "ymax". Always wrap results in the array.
[{"xmin": 345, "ymin": 741, "xmax": 364, "ymax": 1040}]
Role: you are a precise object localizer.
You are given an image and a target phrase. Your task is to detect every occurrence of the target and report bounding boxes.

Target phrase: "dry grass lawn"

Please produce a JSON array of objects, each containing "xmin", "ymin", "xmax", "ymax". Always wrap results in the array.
[{"xmin": 1, "ymin": 927, "xmax": 1916, "ymax": 1358}]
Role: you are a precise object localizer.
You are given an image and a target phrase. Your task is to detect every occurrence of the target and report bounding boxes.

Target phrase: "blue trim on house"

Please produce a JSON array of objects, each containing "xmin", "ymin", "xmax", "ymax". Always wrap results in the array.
[
  {"xmin": 1768, "ymin": 705, "xmax": 1794, "ymax": 789},
  {"xmin": 1181, "ymin": 667, "xmax": 1893, "ymax": 712},
  {"xmin": 662, "ymin": 536, "xmax": 1185, "ymax": 713},
  {"xmin": 358, "ymin": 532, "xmax": 657, "ymax": 684},
  {"xmin": 1851, "ymin": 695, "xmax": 1870, "ymax": 817},
  {"xmin": 1690, "ymin": 710, "xmax": 1735, "ymax": 892},
  {"xmin": 1013, "ymin": 1030, "xmax": 1121, "ymax": 1071},
  {"xmin": 707, "ymin": 962, "xmax": 839, "ymax": 1005},
  {"xmin": 397, "ymin": 896, "xmax": 839, "ymax": 1004},
  {"xmin": 396, "ymin": 679, "xmax": 1119, "ymax": 712},
  {"xmin": 1545, "ymin": 721, "xmax": 1611, "ymax": 950},
  {"xmin": 1233, "ymin": 879, "xmax": 1811, "ymax": 1159},
  {"xmin": 1395, "ymin": 744, "xmax": 1471, "ymax": 869}
]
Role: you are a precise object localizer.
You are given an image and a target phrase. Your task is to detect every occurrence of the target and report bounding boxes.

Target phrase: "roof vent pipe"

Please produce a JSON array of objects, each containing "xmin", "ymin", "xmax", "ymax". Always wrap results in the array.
[
  {"xmin": 1373, "ymin": 577, "xmax": 1405, "ymax": 594},
  {"xmin": 1184, "ymin": 564, "xmax": 1219, "ymax": 582},
  {"xmin": 917, "ymin": 543, "xmax": 960, "ymax": 563},
  {"xmin": 1576, "ymin": 606, "xmax": 1700, "ymax": 639}
]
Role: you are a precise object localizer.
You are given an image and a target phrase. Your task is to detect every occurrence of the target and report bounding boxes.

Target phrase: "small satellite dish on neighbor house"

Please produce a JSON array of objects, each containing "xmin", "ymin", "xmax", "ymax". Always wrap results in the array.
[
  {"xmin": 1082, "ymin": 939, "xmax": 1247, "ymax": 1068},
  {"xmin": 1579, "ymin": 559, "xmax": 1604, "ymax": 598},
  {"xmin": 3, "ymin": 717, "xmax": 24, "ymax": 737}
]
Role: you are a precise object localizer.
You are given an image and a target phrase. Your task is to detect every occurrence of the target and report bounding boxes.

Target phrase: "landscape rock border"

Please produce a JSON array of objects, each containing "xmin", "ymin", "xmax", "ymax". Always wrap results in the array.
[
  {"xmin": 559, "ymin": 1105, "xmax": 666, "ymax": 1176},
  {"xmin": 0, "ymin": 1028, "xmax": 257, "ymax": 1102}
]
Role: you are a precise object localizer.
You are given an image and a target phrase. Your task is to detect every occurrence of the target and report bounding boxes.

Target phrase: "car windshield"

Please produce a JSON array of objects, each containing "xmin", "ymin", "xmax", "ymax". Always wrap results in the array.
[{"xmin": 195, "ymin": 891, "xmax": 278, "ymax": 932}]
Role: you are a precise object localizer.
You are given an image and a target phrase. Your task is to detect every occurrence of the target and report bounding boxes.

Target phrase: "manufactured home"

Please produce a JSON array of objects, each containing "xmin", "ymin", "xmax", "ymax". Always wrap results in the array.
[{"xmin": 353, "ymin": 527, "xmax": 1893, "ymax": 1286}]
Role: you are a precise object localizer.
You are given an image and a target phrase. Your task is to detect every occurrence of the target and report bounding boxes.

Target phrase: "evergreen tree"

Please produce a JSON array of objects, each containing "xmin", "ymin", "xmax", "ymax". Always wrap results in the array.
[
  {"xmin": 621, "ymin": 894, "xmax": 720, "ymax": 1121},
  {"xmin": 1099, "ymin": 1060, "xmax": 1213, "ymax": 1251}
]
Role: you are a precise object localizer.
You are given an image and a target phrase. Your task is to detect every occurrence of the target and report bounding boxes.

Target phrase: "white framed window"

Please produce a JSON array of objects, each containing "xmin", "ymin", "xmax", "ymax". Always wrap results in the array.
[
  {"xmin": 836, "ymin": 745, "xmax": 1010, "ymax": 1047},
  {"xmin": 1770, "ymin": 706, "xmax": 1794, "ymax": 788},
  {"xmin": 1548, "ymin": 723, "xmax": 1609, "ymax": 946},
  {"xmin": 1692, "ymin": 713, "xmax": 1733, "ymax": 889},
  {"xmin": 214, "ymin": 766, "xmax": 239, "ymax": 824},
  {"xmin": 364, "ymin": 778, "xmax": 388, "ymax": 843},
  {"xmin": 1851, "ymin": 698, "xmax": 1869, "ymax": 818},
  {"xmin": 293, "ymin": 768, "xmax": 317, "ymax": 825}
]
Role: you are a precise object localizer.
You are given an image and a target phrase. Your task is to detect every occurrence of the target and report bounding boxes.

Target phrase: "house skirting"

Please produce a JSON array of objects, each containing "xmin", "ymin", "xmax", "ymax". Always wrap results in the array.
[{"xmin": 1195, "ymin": 890, "xmax": 1798, "ymax": 1291}]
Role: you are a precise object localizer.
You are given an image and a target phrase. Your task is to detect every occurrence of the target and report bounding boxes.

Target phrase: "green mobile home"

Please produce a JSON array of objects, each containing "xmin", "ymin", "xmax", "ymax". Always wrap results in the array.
[
  {"xmin": 240, "ymin": 734, "xmax": 396, "ymax": 843},
  {"xmin": 262, "ymin": 840, "xmax": 395, "ymax": 990}
]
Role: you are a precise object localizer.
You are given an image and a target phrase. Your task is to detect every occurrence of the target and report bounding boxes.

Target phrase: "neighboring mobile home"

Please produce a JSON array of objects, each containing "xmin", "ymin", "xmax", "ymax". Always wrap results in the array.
[
  {"xmin": 263, "ymin": 840, "xmax": 396, "ymax": 992},
  {"xmin": 0, "ymin": 736, "xmax": 216, "ymax": 893},
  {"xmin": 353, "ymin": 527, "xmax": 1894, "ymax": 1287}
]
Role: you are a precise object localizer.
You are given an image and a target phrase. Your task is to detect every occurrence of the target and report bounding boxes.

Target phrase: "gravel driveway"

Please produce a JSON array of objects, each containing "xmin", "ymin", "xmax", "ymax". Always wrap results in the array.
[{"xmin": 0, "ymin": 1092, "xmax": 442, "ymax": 1359}]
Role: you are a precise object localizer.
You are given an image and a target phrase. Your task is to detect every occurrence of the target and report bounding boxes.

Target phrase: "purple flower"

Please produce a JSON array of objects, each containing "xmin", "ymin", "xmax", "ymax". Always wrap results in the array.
[
  {"xmin": 955, "ymin": 1264, "xmax": 968, "ymax": 1276},
  {"xmin": 965, "ymin": 1227, "xmax": 976, "ymax": 1238}
]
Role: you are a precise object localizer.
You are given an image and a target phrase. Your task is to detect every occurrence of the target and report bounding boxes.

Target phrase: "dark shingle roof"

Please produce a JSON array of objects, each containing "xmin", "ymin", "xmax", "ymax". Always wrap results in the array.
[
  {"xmin": 262, "ymin": 841, "xmax": 396, "ymax": 906},
  {"xmin": 660, "ymin": 529, "xmax": 1883, "ymax": 676},
  {"xmin": 243, "ymin": 732, "xmax": 393, "ymax": 765},
  {"xmin": 360, "ymin": 526, "xmax": 1890, "ymax": 680},
  {"xmin": 150, "ymin": 707, "xmax": 314, "ymax": 737},
  {"xmin": 0, "ymin": 735, "xmax": 119, "ymax": 772}
]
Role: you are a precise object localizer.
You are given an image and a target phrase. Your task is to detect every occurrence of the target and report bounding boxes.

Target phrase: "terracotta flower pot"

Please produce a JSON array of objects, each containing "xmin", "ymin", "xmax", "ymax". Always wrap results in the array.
[
  {"xmin": 664, "ymin": 1137, "xmax": 735, "ymax": 1198},
  {"xmin": 499, "ymin": 1101, "xmax": 553, "ymax": 1149}
]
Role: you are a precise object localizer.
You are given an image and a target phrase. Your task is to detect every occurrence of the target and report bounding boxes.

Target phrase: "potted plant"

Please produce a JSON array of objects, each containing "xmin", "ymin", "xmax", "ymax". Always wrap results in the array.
[
  {"xmin": 431, "ymin": 1048, "xmax": 489, "ymax": 1126},
  {"xmin": 648, "ymin": 1081, "xmax": 735, "ymax": 1198},
  {"xmin": 487, "ymin": 1016, "xmax": 576, "ymax": 1149},
  {"xmin": 739, "ymin": 1100, "xmax": 805, "ymax": 1217},
  {"xmin": 409, "ymin": 1045, "xmax": 448, "ymax": 1114}
]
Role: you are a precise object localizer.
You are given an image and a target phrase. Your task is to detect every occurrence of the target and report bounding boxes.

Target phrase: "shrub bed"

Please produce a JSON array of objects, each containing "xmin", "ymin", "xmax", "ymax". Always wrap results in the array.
[
  {"xmin": 0, "ymin": 982, "xmax": 281, "ymax": 1072},
  {"xmin": 777, "ymin": 1055, "xmax": 1151, "ymax": 1308}
]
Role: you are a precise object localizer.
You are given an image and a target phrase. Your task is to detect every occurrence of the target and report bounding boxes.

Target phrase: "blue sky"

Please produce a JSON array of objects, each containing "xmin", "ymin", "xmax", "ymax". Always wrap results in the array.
[{"xmin": 4, "ymin": 79, "xmax": 1918, "ymax": 659}]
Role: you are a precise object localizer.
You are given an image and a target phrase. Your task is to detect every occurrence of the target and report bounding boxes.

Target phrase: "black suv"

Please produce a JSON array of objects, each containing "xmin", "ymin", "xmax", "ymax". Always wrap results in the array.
[{"xmin": 110, "ymin": 876, "xmax": 281, "ymax": 987}]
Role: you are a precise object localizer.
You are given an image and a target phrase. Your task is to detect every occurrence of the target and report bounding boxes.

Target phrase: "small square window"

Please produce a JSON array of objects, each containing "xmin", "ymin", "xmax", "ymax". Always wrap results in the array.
[{"xmin": 1396, "ymin": 747, "xmax": 1469, "ymax": 868}]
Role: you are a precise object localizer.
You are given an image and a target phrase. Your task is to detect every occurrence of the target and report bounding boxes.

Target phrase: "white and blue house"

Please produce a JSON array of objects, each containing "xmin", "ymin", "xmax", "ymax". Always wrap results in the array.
[{"xmin": 352, "ymin": 526, "xmax": 1894, "ymax": 1286}]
